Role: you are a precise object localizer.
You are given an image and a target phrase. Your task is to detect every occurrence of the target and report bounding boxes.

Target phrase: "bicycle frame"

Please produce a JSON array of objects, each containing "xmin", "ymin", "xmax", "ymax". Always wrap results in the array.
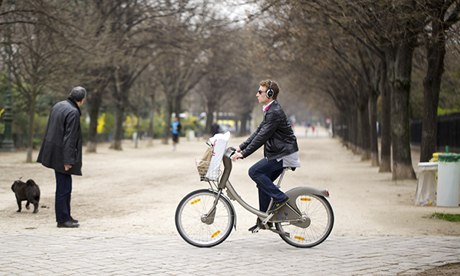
[
  {"xmin": 203, "ymin": 148, "xmax": 325, "ymax": 223},
  {"xmin": 203, "ymin": 147, "xmax": 331, "ymax": 228}
]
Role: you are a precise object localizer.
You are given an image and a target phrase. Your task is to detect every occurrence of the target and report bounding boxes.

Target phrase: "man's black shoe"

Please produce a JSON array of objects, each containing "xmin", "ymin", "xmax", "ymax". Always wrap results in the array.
[
  {"xmin": 70, "ymin": 216, "xmax": 78, "ymax": 223},
  {"xmin": 57, "ymin": 221, "xmax": 79, "ymax": 228},
  {"xmin": 248, "ymin": 224, "xmax": 259, "ymax": 232},
  {"xmin": 268, "ymin": 197, "xmax": 289, "ymax": 213},
  {"xmin": 248, "ymin": 218, "xmax": 273, "ymax": 232}
]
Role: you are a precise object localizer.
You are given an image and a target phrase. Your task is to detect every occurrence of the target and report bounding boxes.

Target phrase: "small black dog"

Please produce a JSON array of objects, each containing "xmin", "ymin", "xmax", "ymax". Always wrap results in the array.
[{"xmin": 11, "ymin": 179, "xmax": 41, "ymax": 213}]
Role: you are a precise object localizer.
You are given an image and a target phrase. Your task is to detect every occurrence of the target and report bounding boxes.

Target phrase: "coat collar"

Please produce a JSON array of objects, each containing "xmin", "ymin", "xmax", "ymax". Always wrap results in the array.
[
  {"xmin": 263, "ymin": 100, "xmax": 276, "ymax": 113},
  {"xmin": 67, "ymin": 98, "xmax": 82, "ymax": 115}
]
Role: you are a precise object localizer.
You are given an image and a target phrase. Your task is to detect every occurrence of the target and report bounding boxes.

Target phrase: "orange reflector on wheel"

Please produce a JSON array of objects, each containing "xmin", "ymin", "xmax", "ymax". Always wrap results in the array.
[
  {"xmin": 190, "ymin": 198, "xmax": 201, "ymax": 205},
  {"xmin": 300, "ymin": 197, "xmax": 311, "ymax": 202},
  {"xmin": 211, "ymin": 230, "xmax": 221, "ymax": 238},
  {"xmin": 294, "ymin": 235, "xmax": 305, "ymax": 241}
]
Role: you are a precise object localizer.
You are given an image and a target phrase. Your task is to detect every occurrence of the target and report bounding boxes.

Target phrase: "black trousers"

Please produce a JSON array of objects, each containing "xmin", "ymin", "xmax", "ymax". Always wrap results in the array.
[{"xmin": 54, "ymin": 171, "xmax": 72, "ymax": 223}]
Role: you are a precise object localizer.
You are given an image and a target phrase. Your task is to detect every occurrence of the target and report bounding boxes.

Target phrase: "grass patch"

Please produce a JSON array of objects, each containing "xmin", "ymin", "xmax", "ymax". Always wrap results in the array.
[{"xmin": 430, "ymin": 212, "xmax": 460, "ymax": 222}]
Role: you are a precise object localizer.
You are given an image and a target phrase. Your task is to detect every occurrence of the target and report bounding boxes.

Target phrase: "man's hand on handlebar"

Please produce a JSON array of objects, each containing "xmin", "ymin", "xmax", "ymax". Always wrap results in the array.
[
  {"xmin": 231, "ymin": 146, "xmax": 242, "ymax": 161},
  {"xmin": 231, "ymin": 151, "xmax": 243, "ymax": 161}
]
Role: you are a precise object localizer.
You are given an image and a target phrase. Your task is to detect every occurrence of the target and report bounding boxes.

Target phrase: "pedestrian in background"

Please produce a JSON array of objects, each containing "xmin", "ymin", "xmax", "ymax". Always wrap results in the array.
[
  {"xmin": 171, "ymin": 116, "xmax": 181, "ymax": 151},
  {"xmin": 37, "ymin": 86, "xmax": 86, "ymax": 228},
  {"xmin": 211, "ymin": 121, "xmax": 220, "ymax": 136}
]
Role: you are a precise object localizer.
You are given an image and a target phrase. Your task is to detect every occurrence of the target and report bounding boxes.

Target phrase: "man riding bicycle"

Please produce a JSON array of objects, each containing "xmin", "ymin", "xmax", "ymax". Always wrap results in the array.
[{"xmin": 231, "ymin": 79, "xmax": 300, "ymax": 231}]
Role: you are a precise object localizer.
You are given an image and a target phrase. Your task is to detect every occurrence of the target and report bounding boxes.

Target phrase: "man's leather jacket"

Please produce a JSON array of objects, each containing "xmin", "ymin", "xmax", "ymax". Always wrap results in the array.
[{"xmin": 239, "ymin": 101, "xmax": 298, "ymax": 160}]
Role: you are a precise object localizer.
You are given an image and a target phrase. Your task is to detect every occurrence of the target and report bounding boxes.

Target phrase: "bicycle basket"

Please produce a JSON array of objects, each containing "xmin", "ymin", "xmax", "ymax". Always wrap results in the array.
[
  {"xmin": 196, "ymin": 159, "xmax": 221, "ymax": 180},
  {"xmin": 196, "ymin": 159, "xmax": 210, "ymax": 179}
]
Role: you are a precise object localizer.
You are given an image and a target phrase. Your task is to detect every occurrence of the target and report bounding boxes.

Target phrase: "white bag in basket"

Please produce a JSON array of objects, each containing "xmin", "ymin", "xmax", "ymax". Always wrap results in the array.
[{"xmin": 205, "ymin": 131, "xmax": 230, "ymax": 180}]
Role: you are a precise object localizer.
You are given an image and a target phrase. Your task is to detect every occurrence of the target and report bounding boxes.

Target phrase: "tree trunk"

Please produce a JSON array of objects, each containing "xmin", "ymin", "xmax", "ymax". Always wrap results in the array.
[
  {"xmin": 173, "ymin": 94, "xmax": 182, "ymax": 117},
  {"xmin": 147, "ymin": 92, "xmax": 155, "ymax": 147},
  {"xmin": 110, "ymin": 68, "xmax": 133, "ymax": 150},
  {"xmin": 356, "ymin": 107, "xmax": 364, "ymax": 155},
  {"xmin": 163, "ymin": 100, "xmax": 173, "ymax": 144},
  {"xmin": 86, "ymin": 92, "xmax": 102, "ymax": 153},
  {"xmin": 391, "ymin": 42, "xmax": 415, "ymax": 180},
  {"xmin": 335, "ymin": 114, "xmax": 347, "ymax": 142},
  {"xmin": 348, "ymin": 110, "xmax": 358, "ymax": 152},
  {"xmin": 420, "ymin": 20, "xmax": 445, "ymax": 162},
  {"xmin": 369, "ymin": 92, "xmax": 379, "ymax": 166},
  {"xmin": 26, "ymin": 96, "xmax": 35, "ymax": 163},
  {"xmin": 239, "ymin": 111, "xmax": 251, "ymax": 136},
  {"xmin": 205, "ymin": 94, "xmax": 221, "ymax": 135},
  {"xmin": 205, "ymin": 111, "xmax": 214, "ymax": 135},
  {"xmin": 111, "ymin": 104, "xmax": 124, "ymax": 150},
  {"xmin": 342, "ymin": 115, "xmax": 350, "ymax": 147},
  {"xmin": 379, "ymin": 50, "xmax": 392, "ymax": 173},
  {"xmin": 358, "ymin": 96, "xmax": 371, "ymax": 161}
]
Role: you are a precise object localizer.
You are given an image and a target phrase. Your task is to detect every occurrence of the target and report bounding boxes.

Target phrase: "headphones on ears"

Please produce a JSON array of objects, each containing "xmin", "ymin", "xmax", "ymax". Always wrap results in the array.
[{"xmin": 266, "ymin": 80, "xmax": 274, "ymax": 98}]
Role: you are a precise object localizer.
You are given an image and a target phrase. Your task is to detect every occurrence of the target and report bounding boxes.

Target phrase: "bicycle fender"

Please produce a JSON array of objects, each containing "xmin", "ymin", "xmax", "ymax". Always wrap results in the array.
[
  {"xmin": 271, "ymin": 187, "xmax": 330, "ymax": 222},
  {"xmin": 286, "ymin": 186, "xmax": 330, "ymax": 198}
]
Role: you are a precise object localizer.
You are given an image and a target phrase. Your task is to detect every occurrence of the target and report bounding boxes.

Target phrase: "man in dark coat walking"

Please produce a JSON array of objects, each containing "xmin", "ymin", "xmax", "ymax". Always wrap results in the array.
[{"xmin": 37, "ymin": 86, "xmax": 86, "ymax": 228}]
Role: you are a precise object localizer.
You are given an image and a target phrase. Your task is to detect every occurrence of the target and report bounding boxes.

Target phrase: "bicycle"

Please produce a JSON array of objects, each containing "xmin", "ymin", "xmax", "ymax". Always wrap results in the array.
[{"xmin": 175, "ymin": 146, "xmax": 334, "ymax": 248}]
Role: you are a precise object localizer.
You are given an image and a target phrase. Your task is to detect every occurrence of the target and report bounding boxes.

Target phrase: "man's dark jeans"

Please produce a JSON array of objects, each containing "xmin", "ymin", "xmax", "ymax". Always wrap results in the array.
[
  {"xmin": 248, "ymin": 158, "xmax": 287, "ymax": 212},
  {"xmin": 55, "ymin": 171, "xmax": 72, "ymax": 223}
]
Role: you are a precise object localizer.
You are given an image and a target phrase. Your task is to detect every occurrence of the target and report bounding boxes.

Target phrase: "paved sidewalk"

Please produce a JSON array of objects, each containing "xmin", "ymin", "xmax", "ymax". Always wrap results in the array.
[
  {"xmin": 0, "ymin": 232, "xmax": 459, "ymax": 275},
  {"xmin": 2, "ymin": 132, "xmax": 460, "ymax": 275}
]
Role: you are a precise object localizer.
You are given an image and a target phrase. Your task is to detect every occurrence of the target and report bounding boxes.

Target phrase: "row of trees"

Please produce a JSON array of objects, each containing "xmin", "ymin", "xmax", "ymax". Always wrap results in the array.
[
  {"xmin": 0, "ymin": 0, "xmax": 269, "ymax": 162},
  {"xmin": 254, "ymin": 0, "xmax": 460, "ymax": 180},
  {"xmin": 1, "ymin": 0, "xmax": 460, "ymax": 181}
]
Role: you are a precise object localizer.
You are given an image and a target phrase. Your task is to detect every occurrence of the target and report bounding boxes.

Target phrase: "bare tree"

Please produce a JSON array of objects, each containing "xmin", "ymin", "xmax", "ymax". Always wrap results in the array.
[
  {"xmin": 0, "ymin": 0, "xmax": 77, "ymax": 162},
  {"xmin": 257, "ymin": 0, "xmax": 425, "ymax": 179},
  {"xmin": 196, "ymin": 25, "xmax": 256, "ymax": 134},
  {"xmin": 155, "ymin": 1, "xmax": 218, "ymax": 143},
  {"xmin": 420, "ymin": 0, "xmax": 460, "ymax": 161},
  {"xmin": 90, "ymin": 0, "xmax": 168, "ymax": 150}
]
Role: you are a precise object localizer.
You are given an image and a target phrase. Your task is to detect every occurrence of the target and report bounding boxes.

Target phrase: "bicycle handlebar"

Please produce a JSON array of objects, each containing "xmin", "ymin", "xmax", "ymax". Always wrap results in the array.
[{"xmin": 225, "ymin": 147, "xmax": 237, "ymax": 158}]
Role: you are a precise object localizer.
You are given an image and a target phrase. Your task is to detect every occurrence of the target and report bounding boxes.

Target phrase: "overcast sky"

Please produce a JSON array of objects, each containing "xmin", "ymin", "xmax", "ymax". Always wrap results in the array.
[{"xmin": 213, "ymin": 0, "xmax": 259, "ymax": 23}]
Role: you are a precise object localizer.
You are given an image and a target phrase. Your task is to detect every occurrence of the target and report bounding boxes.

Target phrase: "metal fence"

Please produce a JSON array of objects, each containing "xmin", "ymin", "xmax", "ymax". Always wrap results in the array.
[{"xmin": 410, "ymin": 112, "xmax": 460, "ymax": 151}]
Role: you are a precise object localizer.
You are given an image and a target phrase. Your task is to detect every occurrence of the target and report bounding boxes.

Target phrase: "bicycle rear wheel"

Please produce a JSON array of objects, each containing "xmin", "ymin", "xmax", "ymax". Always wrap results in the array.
[
  {"xmin": 175, "ymin": 189, "xmax": 235, "ymax": 247},
  {"xmin": 276, "ymin": 193, "xmax": 334, "ymax": 248}
]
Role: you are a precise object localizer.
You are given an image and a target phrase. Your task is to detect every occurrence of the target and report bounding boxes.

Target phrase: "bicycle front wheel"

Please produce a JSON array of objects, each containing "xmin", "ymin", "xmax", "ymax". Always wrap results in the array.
[
  {"xmin": 276, "ymin": 193, "xmax": 334, "ymax": 248},
  {"xmin": 175, "ymin": 189, "xmax": 235, "ymax": 247}
]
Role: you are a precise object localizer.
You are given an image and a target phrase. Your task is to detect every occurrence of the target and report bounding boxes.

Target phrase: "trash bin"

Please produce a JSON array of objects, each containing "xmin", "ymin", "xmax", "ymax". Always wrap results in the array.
[
  {"xmin": 436, "ymin": 153, "xmax": 460, "ymax": 207},
  {"xmin": 187, "ymin": 130, "xmax": 195, "ymax": 141},
  {"xmin": 415, "ymin": 162, "xmax": 437, "ymax": 206}
]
